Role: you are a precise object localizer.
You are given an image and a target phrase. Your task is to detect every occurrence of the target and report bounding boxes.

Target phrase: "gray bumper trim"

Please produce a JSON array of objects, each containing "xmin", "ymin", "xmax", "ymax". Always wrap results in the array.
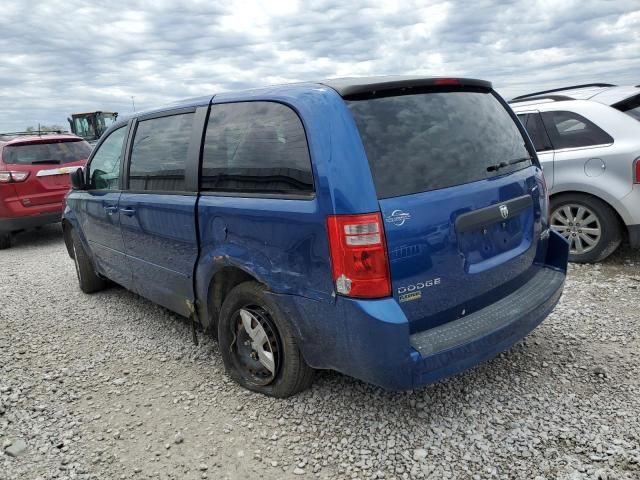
[{"xmin": 410, "ymin": 267, "xmax": 564, "ymax": 357}]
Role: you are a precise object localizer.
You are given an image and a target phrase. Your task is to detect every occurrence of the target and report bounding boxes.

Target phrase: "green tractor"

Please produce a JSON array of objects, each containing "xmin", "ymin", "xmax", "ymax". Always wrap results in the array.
[{"xmin": 68, "ymin": 111, "xmax": 118, "ymax": 145}]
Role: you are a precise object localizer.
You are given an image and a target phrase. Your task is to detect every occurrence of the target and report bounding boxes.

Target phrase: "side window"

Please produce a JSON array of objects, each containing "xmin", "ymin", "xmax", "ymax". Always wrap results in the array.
[
  {"xmin": 521, "ymin": 113, "xmax": 553, "ymax": 152},
  {"xmin": 541, "ymin": 111, "xmax": 613, "ymax": 150},
  {"xmin": 128, "ymin": 113, "xmax": 194, "ymax": 192},
  {"xmin": 88, "ymin": 126, "xmax": 127, "ymax": 190},
  {"xmin": 201, "ymin": 102, "xmax": 313, "ymax": 195}
]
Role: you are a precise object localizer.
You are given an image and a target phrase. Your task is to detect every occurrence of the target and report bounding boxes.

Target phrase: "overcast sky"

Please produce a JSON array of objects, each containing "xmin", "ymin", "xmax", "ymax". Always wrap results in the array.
[{"xmin": 0, "ymin": 0, "xmax": 638, "ymax": 132}]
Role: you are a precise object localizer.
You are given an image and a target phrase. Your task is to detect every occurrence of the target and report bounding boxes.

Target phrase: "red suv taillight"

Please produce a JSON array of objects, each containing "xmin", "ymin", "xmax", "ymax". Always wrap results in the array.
[
  {"xmin": 0, "ymin": 171, "xmax": 30, "ymax": 183},
  {"xmin": 634, "ymin": 158, "xmax": 640, "ymax": 184},
  {"xmin": 326, "ymin": 213, "xmax": 391, "ymax": 298}
]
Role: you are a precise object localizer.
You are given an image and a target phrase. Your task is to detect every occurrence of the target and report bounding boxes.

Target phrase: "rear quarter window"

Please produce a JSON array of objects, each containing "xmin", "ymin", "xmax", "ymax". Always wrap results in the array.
[
  {"xmin": 347, "ymin": 91, "xmax": 531, "ymax": 199},
  {"xmin": 201, "ymin": 101, "xmax": 313, "ymax": 195},
  {"xmin": 540, "ymin": 111, "xmax": 613, "ymax": 150}
]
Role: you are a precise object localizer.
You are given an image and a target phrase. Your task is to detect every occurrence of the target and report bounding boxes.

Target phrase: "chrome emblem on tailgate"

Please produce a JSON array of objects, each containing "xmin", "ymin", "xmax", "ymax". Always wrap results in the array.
[
  {"xmin": 386, "ymin": 210, "xmax": 411, "ymax": 226},
  {"xmin": 499, "ymin": 204, "xmax": 509, "ymax": 219}
]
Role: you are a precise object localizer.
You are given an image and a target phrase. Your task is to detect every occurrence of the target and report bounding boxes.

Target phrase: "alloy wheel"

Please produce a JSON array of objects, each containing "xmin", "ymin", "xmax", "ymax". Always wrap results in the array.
[{"xmin": 551, "ymin": 204, "xmax": 602, "ymax": 255}]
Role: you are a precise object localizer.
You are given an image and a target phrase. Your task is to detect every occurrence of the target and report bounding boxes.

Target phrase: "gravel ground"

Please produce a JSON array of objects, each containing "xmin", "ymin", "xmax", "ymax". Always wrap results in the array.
[{"xmin": 1, "ymin": 224, "xmax": 639, "ymax": 480}]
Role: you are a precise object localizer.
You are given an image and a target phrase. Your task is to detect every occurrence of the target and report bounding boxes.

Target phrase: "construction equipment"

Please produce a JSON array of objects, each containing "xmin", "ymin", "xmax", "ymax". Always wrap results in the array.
[{"xmin": 67, "ymin": 111, "xmax": 118, "ymax": 144}]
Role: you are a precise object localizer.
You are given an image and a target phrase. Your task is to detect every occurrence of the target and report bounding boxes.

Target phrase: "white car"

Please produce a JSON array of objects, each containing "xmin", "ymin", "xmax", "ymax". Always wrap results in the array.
[{"xmin": 510, "ymin": 83, "xmax": 640, "ymax": 262}]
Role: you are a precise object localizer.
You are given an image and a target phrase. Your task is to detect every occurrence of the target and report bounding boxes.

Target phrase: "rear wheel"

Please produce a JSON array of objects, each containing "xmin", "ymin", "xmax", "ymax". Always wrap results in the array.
[
  {"xmin": 218, "ymin": 281, "xmax": 314, "ymax": 397},
  {"xmin": 550, "ymin": 194, "xmax": 621, "ymax": 263},
  {"xmin": 0, "ymin": 233, "xmax": 11, "ymax": 250},
  {"xmin": 70, "ymin": 229, "xmax": 108, "ymax": 293}
]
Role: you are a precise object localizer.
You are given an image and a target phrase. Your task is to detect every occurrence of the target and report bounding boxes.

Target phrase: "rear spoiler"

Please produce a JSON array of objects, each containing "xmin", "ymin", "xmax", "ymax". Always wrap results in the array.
[
  {"xmin": 0, "ymin": 130, "xmax": 67, "ymax": 137},
  {"xmin": 321, "ymin": 77, "xmax": 492, "ymax": 100}
]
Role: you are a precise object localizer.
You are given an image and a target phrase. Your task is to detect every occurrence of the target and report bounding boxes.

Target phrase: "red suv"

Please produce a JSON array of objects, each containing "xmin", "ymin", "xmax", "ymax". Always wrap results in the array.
[{"xmin": 0, "ymin": 133, "xmax": 91, "ymax": 249}]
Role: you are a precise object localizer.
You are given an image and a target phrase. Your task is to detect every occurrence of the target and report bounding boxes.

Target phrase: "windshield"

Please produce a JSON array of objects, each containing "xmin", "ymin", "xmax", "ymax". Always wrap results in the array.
[
  {"xmin": 73, "ymin": 117, "xmax": 96, "ymax": 139},
  {"xmin": 2, "ymin": 140, "xmax": 92, "ymax": 165},
  {"xmin": 347, "ymin": 90, "xmax": 531, "ymax": 199},
  {"xmin": 97, "ymin": 114, "xmax": 116, "ymax": 135}
]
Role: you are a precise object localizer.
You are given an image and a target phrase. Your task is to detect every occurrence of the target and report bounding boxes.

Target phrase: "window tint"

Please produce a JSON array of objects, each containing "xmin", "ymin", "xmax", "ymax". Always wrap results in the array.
[
  {"xmin": 201, "ymin": 102, "xmax": 313, "ymax": 195},
  {"xmin": 518, "ymin": 113, "xmax": 552, "ymax": 152},
  {"xmin": 88, "ymin": 126, "xmax": 127, "ymax": 190},
  {"xmin": 613, "ymin": 93, "xmax": 640, "ymax": 122},
  {"xmin": 347, "ymin": 91, "xmax": 531, "ymax": 199},
  {"xmin": 541, "ymin": 111, "xmax": 613, "ymax": 149},
  {"xmin": 128, "ymin": 113, "xmax": 194, "ymax": 192},
  {"xmin": 72, "ymin": 117, "xmax": 94, "ymax": 139},
  {"xmin": 2, "ymin": 140, "xmax": 91, "ymax": 165}
]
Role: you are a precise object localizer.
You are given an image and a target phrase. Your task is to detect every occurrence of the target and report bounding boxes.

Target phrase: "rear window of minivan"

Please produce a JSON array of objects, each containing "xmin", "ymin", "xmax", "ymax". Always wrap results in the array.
[{"xmin": 347, "ymin": 91, "xmax": 531, "ymax": 199}]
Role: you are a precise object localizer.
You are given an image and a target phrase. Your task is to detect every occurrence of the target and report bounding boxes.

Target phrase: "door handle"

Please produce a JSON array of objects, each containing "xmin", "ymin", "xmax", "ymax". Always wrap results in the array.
[
  {"xmin": 104, "ymin": 205, "xmax": 118, "ymax": 215},
  {"xmin": 120, "ymin": 207, "xmax": 136, "ymax": 216}
]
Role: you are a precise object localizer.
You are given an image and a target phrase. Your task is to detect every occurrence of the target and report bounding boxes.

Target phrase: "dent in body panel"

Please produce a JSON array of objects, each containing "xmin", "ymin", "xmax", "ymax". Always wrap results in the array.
[
  {"xmin": 193, "ymin": 86, "xmax": 378, "ymax": 328},
  {"xmin": 195, "ymin": 195, "xmax": 335, "ymax": 330}
]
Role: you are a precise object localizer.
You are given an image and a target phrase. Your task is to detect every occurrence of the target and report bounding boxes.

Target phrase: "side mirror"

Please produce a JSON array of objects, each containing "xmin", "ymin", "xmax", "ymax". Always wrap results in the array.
[{"xmin": 70, "ymin": 167, "xmax": 87, "ymax": 190}]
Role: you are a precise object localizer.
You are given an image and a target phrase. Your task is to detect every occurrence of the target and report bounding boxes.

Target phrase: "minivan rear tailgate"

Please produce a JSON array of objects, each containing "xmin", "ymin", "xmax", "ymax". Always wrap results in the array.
[{"xmin": 380, "ymin": 167, "xmax": 544, "ymax": 331}]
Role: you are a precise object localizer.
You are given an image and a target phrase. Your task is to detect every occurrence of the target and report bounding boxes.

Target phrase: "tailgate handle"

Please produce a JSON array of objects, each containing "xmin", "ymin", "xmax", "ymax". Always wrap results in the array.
[
  {"xmin": 455, "ymin": 195, "xmax": 533, "ymax": 234},
  {"xmin": 120, "ymin": 207, "xmax": 136, "ymax": 217}
]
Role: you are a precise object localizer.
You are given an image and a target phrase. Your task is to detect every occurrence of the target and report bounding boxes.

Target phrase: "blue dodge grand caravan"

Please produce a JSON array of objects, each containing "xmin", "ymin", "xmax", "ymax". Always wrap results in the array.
[{"xmin": 63, "ymin": 77, "xmax": 569, "ymax": 397}]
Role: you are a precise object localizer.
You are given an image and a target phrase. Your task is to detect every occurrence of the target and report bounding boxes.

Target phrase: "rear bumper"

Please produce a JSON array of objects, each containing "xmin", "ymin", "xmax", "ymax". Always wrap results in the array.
[
  {"xmin": 408, "ymin": 266, "xmax": 563, "ymax": 387},
  {"xmin": 0, "ymin": 212, "xmax": 61, "ymax": 233},
  {"xmin": 628, "ymin": 224, "xmax": 640, "ymax": 248},
  {"xmin": 274, "ymin": 230, "xmax": 569, "ymax": 390}
]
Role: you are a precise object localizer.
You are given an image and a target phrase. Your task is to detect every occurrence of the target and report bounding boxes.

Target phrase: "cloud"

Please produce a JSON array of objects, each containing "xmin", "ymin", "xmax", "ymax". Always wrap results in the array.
[{"xmin": 0, "ymin": 0, "xmax": 638, "ymax": 131}]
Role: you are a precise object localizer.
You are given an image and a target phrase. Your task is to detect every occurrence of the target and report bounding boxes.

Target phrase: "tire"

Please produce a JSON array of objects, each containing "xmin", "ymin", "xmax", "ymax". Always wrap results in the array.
[
  {"xmin": 0, "ymin": 233, "xmax": 11, "ymax": 250},
  {"xmin": 550, "ymin": 193, "xmax": 621, "ymax": 263},
  {"xmin": 218, "ymin": 281, "xmax": 314, "ymax": 398},
  {"xmin": 70, "ymin": 228, "xmax": 108, "ymax": 293}
]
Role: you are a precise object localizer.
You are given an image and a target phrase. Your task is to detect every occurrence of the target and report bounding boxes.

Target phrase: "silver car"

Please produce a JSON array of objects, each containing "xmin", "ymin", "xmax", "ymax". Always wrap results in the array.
[{"xmin": 510, "ymin": 83, "xmax": 640, "ymax": 262}]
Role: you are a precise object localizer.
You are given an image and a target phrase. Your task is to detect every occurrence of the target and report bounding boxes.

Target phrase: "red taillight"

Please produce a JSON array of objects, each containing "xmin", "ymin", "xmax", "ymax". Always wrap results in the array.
[
  {"xmin": 434, "ymin": 78, "xmax": 461, "ymax": 86},
  {"xmin": 634, "ymin": 158, "xmax": 640, "ymax": 184},
  {"xmin": 326, "ymin": 213, "xmax": 391, "ymax": 298},
  {"xmin": 0, "ymin": 171, "xmax": 29, "ymax": 183}
]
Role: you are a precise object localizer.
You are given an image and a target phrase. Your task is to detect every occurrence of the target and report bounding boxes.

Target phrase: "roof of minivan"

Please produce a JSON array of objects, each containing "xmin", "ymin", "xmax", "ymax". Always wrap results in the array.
[{"xmin": 131, "ymin": 76, "xmax": 494, "ymax": 118}]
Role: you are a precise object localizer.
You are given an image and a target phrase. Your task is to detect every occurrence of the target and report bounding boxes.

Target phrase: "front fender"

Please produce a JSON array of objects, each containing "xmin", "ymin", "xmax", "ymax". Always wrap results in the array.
[{"xmin": 62, "ymin": 207, "xmax": 85, "ymax": 258}]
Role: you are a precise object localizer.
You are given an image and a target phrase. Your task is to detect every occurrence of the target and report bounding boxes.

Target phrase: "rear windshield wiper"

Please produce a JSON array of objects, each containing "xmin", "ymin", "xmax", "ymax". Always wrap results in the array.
[
  {"xmin": 31, "ymin": 159, "xmax": 61, "ymax": 165},
  {"xmin": 487, "ymin": 157, "xmax": 531, "ymax": 172}
]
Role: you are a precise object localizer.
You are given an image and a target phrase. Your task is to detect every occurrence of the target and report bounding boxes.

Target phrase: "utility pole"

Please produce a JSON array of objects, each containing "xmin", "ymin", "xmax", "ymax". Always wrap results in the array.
[{"xmin": 131, "ymin": 96, "xmax": 136, "ymax": 112}]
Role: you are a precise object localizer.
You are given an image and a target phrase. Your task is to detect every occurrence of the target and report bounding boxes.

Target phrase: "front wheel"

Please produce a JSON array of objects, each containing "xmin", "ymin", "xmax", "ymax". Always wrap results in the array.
[
  {"xmin": 218, "ymin": 282, "xmax": 314, "ymax": 397},
  {"xmin": 71, "ymin": 229, "xmax": 108, "ymax": 293},
  {"xmin": 550, "ymin": 194, "xmax": 621, "ymax": 263}
]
